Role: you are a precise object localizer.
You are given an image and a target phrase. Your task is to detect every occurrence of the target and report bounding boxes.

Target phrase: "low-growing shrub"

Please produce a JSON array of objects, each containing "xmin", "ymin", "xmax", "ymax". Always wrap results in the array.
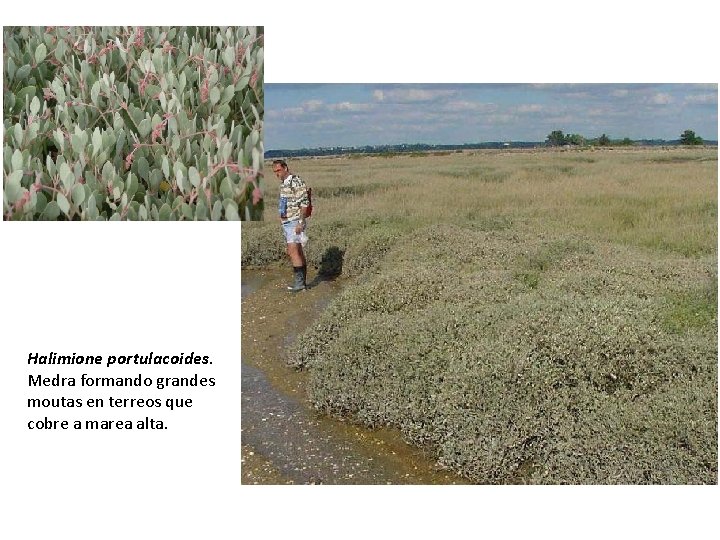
[
  {"xmin": 513, "ymin": 238, "xmax": 593, "ymax": 289},
  {"xmin": 290, "ymin": 226, "xmax": 717, "ymax": 484},
  {"xmin": 343, "ymin": 227, "xmax": 400, "ymax": 276},
  {"xmin": 661, "ymin": 284, "xmax": 718, "ymax": 334},
  {"xmin": 438, "ymin": 166, "xmax": 504, "ymax": 181},
  {"xmin": 312, "ymin": 183, "xmax": 384, "ymax": 198}
]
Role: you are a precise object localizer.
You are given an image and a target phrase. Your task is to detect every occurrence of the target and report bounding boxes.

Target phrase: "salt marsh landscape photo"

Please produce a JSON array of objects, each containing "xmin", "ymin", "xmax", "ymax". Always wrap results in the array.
[{"xmin": 242, "ymin": 83, "xmax": 717, "ymax": 484}]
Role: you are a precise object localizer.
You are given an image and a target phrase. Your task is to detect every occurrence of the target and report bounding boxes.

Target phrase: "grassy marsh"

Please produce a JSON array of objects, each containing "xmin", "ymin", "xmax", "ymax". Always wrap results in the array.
[{"xmin": 243, "ymin": 147, "xmax": 717, "ymax": 484}]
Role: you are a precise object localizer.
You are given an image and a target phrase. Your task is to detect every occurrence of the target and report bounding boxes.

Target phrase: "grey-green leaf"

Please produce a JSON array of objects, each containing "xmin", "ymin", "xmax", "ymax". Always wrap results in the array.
[
  {"xmin": 210, "ymin": 87, "xmax": 220, "ymax": 106},
  {"xmin": 86, "ymin": 194, "xmax": 97, "ymax": 219},
  {"xmin": 54, "ymin": 128, "xmax": 65, "ymax": 150},
  {"xmin": 71, "ymin": 134, "xmax": 85, "ymax": 154},
  {"xmin": 220, "ymin": 177, "xmax": 234, "ymax": 199},
  {"xmin": 189, "ymin": 166, "xmax": 201, "ymax": 188},
  {"xmin": 225, "ymin": 201, "xmax": 240, "ymax": 220},
  {"xmin": 51, "ymin": 78, "xmax": 65, "ymax": 103},
  {"xmin": 222, "ymin": 46, "xmax": 235, "ymax": 68},
  {"xmin": 71, "ymin": 184, "xmax": 85, "ymax": 206},
  {"xmin": 158, "ymin": 203, "xmax": 172, "ymax": 221},
  {"xmin": 57, "ymin": 193, "xmax": 70, "ymax": 215},
  {"xmin": 91, "ymin": 81, "xmax": 100, "ymax": 106},
  {"xmin": 181, "ymin": 203, "xmax": 193, "ymax": 220},
  {"xmin": 137, "ymin": 157, "xmax": 150, "ymax": 181},
  {"xmin": 211, "ymin": 200, "xmax": 223, "ymax": 221},
  {"xmin": 221, "ymin": 84, "xmax": 235, "ymax": 104},
  {"xmin": 176, "ymin": 168, "xmax": 185, "ymax": 193},
  {"xmin": 138, "ymin": 119, "xmax": 151, "ymax": 138},
  {"xmin": 43, "ymin": 201, "xmax": 61, "ymax": 220},
  {"xmin": 5, "ymin": 170, "xmax": 24, "ymax": 203},
  {"xmin": 35, "ymin": 43, "xmax": 47, "ymax": 64},
  {"xmin": 92, "ymin": 128, "xmax": 102, "ymax": 157},
  {"xmin": 59, "ymin": 163, "xmax": 75, "ymax": 190},
  {"xmin": 15, "ymin": 64, "xmax": 31, "ymax": 81},
  {"xmin": 30, "ymin": 96, "xmax": 40, "ymax": 116},
  {"xmin": 14, "ymin": 124, "xmax": 23, "ymax": 146},
  {"xmin": 11, "ymin": 149, "xmax": 24, "ymax": 172}
]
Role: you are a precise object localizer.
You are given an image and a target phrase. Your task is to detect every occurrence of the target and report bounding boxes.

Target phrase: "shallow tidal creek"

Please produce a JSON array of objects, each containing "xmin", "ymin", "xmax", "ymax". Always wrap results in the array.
[{"xmin": 241, "ymin": 267, "xmax": 467, "ymax": 484}]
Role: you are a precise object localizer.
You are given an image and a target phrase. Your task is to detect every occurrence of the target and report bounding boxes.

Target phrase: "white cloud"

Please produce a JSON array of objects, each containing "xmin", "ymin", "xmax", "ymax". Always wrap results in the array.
[
  {"xmin": 372, "ymin": 88, "xmax": 457, "ymax": 103},
  {"xmin": 684, "ymin": 93, "xmax": 717, "ymax": 105},
  {"xmin": 587, "ymin": 107, "xmax": 608, "ymax": 117},
  {"xmin": 485, "ymin": 113, "xmax": 516, "ymax": 125},
  {"xmin": 302, "ymin": 100, "xmax": 324, "ymax": 112},
  {"xmin": 543, "ymin": 114, "xmax": 575, "ymax": 124},
  {"xmin": 443, "ymin": 100, "xmax": 497, "ymax": 113},
  {"xmin": 564, "ymin": 92, "xmax": 591, "ymax": 99},
  {"xmin": 647, "ymin": 93, "xmax": 673, "ymax": 105},
  {"xmin": 514, "ymin": 104, "xmax": 543, "ymax": 113},
  {"xmin": 274, "ymin": 106, "xmax": 305, "ymax": 117},
  {"xmin": 314, "ymin": 118, "xmax": 344, "ymax": 128},
  {"xmin": 328, "ymin": 101, "xmax": 374, "ymax": 112}
]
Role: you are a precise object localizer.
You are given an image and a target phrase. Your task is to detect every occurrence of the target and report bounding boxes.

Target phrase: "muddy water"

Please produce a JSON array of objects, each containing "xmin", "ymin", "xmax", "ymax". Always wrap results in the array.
[{"xmin": 241, "ymin": 267, "xmax": 468, "ymax": 484}]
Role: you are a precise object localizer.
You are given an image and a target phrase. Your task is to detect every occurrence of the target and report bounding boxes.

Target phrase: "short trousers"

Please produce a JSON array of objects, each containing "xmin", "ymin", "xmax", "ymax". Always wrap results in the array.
[{"xmin": 282, "ymin": 220, "xmax": 307, "ymax": 244}]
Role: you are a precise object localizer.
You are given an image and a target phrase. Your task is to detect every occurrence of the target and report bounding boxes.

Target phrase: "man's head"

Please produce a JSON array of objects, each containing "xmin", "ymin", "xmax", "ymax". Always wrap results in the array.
[{"xmin": 272, "ymin": 159, "xmax": 289, "ymax": 181}]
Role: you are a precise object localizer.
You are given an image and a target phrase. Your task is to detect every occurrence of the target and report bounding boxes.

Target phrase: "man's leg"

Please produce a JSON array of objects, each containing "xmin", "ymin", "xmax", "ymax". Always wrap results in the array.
[
  {"xmin": 286, "ymin": 242, "xmax": 306, "ymax": 291},
  {"xmin": 286, "ymin": 242, "xmax": 305, "ymax": 267}
]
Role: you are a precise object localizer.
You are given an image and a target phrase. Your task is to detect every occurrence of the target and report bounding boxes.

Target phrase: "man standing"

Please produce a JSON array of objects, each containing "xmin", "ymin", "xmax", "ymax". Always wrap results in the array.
[{"xmin": 273, "ymin": 159, "xmax": 309, "ymax": 291}]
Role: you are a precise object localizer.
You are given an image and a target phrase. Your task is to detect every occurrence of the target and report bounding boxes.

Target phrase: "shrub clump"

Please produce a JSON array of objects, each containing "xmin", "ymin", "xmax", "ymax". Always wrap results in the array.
[
  {"xmin": 241, "ymin": 221, "xmax": 286, "ymax": 267},
  {"xmin": 291, "ymin": 226, "xmax": 717, "ymax": 483},
  {"xmin": 241, "ymin": 212, "xmax": 409, "ymax": 276}
]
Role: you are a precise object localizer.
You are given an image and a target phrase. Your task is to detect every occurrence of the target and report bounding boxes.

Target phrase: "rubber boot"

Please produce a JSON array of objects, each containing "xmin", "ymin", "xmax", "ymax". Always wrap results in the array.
[{"xmin": 287, "ymin": 266, "xmax": 306, "ymax": 292}]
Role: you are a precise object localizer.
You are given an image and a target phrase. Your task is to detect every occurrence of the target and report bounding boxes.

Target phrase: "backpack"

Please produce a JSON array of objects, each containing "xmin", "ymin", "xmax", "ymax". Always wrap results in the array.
[{"xmin": 305, "ymin": 186, "xmax": 313, "ymax": 217}]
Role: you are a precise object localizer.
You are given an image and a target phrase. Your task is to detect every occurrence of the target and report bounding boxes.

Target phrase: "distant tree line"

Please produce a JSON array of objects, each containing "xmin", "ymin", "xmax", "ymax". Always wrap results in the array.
[
  {"xmin": 266, "ymin": 131, "xmax": 714, "ymax": 158},
  {"xmin": 546, "ymin": 129, "xmax": 705, "ymax": 147}
]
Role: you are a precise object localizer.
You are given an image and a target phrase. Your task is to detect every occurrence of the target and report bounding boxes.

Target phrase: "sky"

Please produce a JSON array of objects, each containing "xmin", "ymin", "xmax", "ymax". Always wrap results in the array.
[{"xmin": 264, "ymin": 84, "xmax": 718, "ymax": 149}]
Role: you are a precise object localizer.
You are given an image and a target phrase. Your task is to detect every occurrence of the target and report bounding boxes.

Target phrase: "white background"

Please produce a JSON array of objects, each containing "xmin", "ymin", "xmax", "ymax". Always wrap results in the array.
[
  {"xmin": 1, "ymin": 2, "xmax": 718, "ymax": 539},
  {"xmin": 0, "ymin": 225, "xmax": 242, "ymax": 539}
]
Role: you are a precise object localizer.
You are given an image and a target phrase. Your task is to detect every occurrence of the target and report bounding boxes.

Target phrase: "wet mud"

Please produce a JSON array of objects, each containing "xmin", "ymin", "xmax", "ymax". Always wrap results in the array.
[{"xmin": 241, "ymin": 267, "xmax": 467, "ymax": 484}]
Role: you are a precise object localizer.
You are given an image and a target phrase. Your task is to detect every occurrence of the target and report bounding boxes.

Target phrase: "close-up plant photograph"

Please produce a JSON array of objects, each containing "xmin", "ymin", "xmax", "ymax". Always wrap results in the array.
[{"xmin": 3, "ymin": 26, "xmax": 264, "ymax": 220}]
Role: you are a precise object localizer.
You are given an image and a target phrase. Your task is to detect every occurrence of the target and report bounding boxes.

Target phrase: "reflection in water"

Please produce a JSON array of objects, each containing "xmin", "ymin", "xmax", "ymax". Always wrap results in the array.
[
  {"xmin": 241, "ymin": 271, "xmax": 270, "ymax": 299},
  {"xmin": 243, "ymin": 364, "xmax": 400, "ymax": 484}
]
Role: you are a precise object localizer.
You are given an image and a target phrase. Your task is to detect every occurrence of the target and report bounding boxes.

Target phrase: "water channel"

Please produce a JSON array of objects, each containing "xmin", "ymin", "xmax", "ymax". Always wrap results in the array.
[{"xmin": 241, "ymin": 268, "xmax": 467, "ymax": 484}]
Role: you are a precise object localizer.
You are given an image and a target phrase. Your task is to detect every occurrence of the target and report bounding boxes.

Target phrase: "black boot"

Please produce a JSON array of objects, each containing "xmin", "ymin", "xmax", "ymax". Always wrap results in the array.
[{"xmin": 287, "ymin": 266, "xmax": 306, "ymax": 292}]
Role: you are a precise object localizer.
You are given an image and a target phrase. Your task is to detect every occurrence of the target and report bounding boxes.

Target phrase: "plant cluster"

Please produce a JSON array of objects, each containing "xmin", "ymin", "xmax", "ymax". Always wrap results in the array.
[
  {"xmin": 4, "ymin": 26, "xmax": 264, "ymax": 220},
  {"xmin": 290, "ymin": 226, "xmax": 717, "ymax": 483},
  {"xmin": 679, "ymin": 129, "xmax": 704, "ymax": 146}
]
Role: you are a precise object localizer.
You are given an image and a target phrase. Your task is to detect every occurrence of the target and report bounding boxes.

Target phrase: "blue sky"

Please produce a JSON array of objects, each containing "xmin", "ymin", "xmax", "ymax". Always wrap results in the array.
[{"xmin": 264, "ymin": 84, "xmax": 718, "ymax": 149}]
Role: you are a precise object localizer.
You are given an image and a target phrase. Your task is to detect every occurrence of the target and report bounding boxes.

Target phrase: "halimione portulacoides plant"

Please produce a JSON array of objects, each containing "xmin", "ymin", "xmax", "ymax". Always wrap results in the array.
[{"xmin": 3, "ymin": 26, "xmax": 264, "ymax": 220}]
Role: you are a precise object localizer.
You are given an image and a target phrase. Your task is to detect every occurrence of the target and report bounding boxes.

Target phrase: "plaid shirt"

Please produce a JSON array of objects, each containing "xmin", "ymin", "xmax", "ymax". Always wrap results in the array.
[{"xmin": 278, "ymin": 174, "xmax": 309, "ymax": 223}]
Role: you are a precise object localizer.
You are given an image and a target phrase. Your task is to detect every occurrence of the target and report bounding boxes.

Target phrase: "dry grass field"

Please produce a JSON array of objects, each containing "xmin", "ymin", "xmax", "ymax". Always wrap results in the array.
[{"xmin": 242, "ymin": 146, "xmax": 717, "ymax": 484}]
